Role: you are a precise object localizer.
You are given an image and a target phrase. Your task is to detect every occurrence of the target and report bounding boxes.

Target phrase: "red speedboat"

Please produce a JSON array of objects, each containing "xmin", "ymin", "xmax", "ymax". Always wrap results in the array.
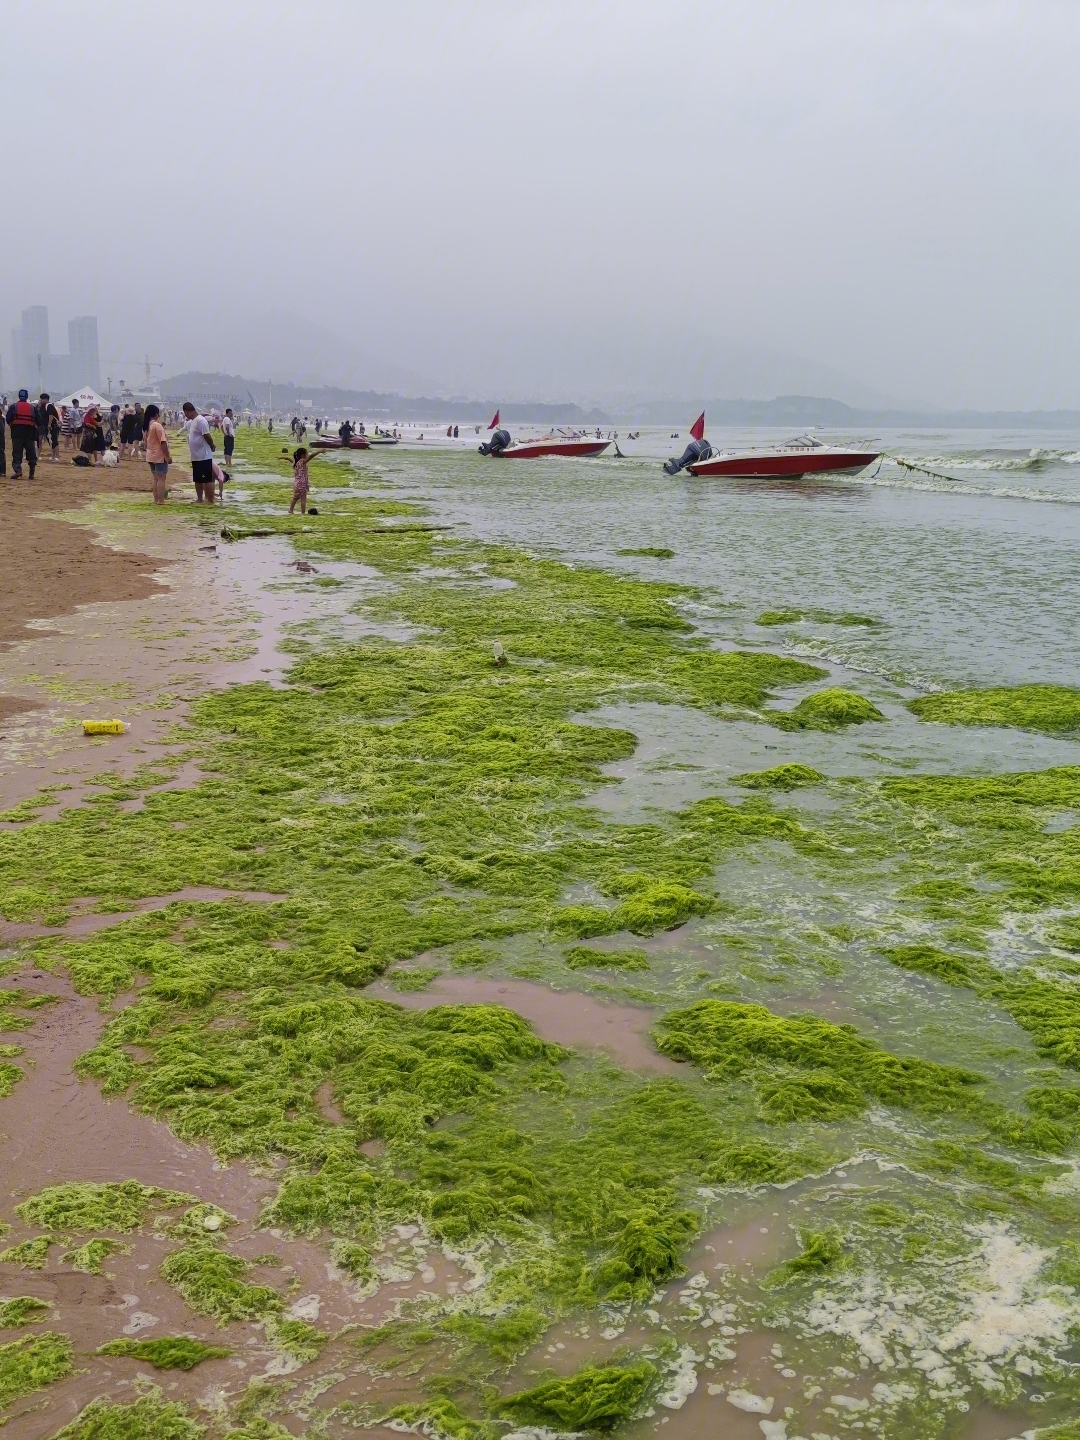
[
  {"xmin": 497, "ymin": 432, "xmax": 611, "ymax": 459},
  {"xmin": 479, "ymin": 410, "xmax": 610, "ymax": 459},
  {"xmin": 311, "ymin": 434, "xmax": 371, "ymax": 451},
  {"xmin": 688, "ymin": 435, "xmax": 880, "ymax": 478}
]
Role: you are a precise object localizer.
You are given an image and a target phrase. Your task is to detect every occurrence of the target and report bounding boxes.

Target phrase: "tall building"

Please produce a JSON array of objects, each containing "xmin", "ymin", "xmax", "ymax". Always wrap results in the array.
[
  {"xmin": 68, "ymin": 315, "xmax": 100, "ymax": 390},
  {"xmin": 8, "ymin": 306, "xmax": 100, "ymax": 393},
  {"xmin": 13, "ymin": 306, "xmax": 50, "ymax": 388}
]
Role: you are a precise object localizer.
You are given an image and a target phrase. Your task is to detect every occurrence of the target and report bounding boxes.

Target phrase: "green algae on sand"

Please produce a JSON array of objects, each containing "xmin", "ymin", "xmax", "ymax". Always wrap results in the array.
[
  {"xmin": 10, "ymin": 435, "xmax": 1080, "ymax": 1437},
  {"xmin": 496, "ymin": 1359, "xmax": 658, "ymax": 1431},
  {"xmin": 48, "ymin": 1391, "xmax": 205, "ymax": 1440},
  {"xmin": 0, "ymin": 1237, "xmax": 56, "ymax": 1269},
  {"xmin": 0, "ymin": 1060, "xmax": 22, "ymax": 1097},
  {"xmin": 160, "ymin": 1241, "xmax": 283, "ymax": 1325},
  {"xmin": 654, "ymin": 999, "xmax": 986, "ymax": 1120},
  {"xmin": 909, "ymin": 683, "xmax": 1080, "ymax": 734},
  {"xmin": 0, "ymin": 1330, "xmax": 73, "ymax": 1409},
  {"xmin": 62, "ymin": 1237, "xmax": 128, "ymax": 1274},
  {"xmin": 17, "ymin": 1180, "xmax": 193, "ymax": 1233},
  {"xmin": 97, "ymin": 1337, "xmax": 232, "ymax": 1370},
  {"xmin": 0, "ymin": 1297, "xmax": 50, "ymax": 1329}
]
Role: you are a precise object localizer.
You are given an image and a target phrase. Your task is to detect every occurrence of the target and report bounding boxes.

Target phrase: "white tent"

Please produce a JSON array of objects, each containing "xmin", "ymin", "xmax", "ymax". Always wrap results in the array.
[{"xmin": 56, "ymin": 386, "xmax": 111, "ymax": 410}]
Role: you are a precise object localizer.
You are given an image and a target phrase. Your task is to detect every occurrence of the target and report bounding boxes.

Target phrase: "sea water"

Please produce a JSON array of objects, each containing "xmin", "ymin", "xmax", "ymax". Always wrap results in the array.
[{"xmin": 347, "ymin": 424, "xmax": 1080, "ymax": 1440}]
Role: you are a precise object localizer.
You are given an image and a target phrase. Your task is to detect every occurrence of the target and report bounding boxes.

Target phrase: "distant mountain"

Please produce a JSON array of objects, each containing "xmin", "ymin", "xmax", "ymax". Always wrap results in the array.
[
  {"xmin": 158, "ymin": 373, "xmax": 1080, "ymax": 430},
  {"xmin": 206, "ymin": 310, "xmax": 444, "ymax": 397},
  {"xmin": 159, "ymin": 373, "xmax": 611, "ymax": 425}
]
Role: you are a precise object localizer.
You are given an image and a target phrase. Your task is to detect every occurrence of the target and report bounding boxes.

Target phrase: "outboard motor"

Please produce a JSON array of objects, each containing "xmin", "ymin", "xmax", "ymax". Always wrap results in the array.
[
  {"xmin": 479, "ymin": 428, "xmax": 512, "ymax": 456},
  {"xmin": 663, "ymin": 437, "xmax": 713, "ymax": 476}
]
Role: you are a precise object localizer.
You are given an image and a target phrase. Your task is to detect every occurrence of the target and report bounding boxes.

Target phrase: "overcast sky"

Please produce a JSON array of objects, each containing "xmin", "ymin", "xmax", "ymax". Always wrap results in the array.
[{"xmin": 5, "ymin": 0, "xmax": 1078, "ymax": 409}]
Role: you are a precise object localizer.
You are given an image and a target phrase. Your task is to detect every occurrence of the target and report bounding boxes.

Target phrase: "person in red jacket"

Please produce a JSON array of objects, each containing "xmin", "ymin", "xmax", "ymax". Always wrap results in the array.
[{"xmin": 5, "ymin": 389, "xmax": 37, "ymax": 479}]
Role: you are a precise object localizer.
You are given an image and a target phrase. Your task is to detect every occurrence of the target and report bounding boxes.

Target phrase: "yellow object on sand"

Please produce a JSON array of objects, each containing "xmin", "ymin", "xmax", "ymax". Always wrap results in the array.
[{"xmin": 82, "ymin": 719, "xmax": 125, "ymax": 735}]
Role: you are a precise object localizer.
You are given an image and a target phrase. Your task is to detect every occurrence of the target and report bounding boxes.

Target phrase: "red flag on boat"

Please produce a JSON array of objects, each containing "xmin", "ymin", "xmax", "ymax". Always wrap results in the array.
[
  {"xmin": 690, "ymin": 412, "xmax": 705, "ymax": 441},
  {"xmin": 488, "ymin": 410, "xmax": 500, "ymax": 430}
]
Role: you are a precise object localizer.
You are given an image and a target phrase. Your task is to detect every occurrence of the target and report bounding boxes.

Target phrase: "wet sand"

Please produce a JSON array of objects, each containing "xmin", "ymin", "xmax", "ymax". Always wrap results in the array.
[
  {"xmin": 0, "ymin": 887, "xmax": 288, "ymax": 946},
  {"xmin": 0, "ymin": 453, "xmax": 168, "ymax": 652},
  {"xmin": 0, "ymin": 969, "xmax": 476, "ymax": 1439},
  {"xmin": 368, "ymin": 971, "xmax": 685, "ymax": 1074}
]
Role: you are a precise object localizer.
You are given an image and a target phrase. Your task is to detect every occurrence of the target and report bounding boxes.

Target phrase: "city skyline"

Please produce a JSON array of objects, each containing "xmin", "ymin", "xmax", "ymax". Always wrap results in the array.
[{"xmin": 8, "ymin": 305, "xmax": 99, "ymax": 395}]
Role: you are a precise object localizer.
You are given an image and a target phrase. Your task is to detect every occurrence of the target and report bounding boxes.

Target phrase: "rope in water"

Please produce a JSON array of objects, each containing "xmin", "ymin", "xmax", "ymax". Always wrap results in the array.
[{"xmin": 892, "ymin": 455, "xmax": 961, "ymax": 483}]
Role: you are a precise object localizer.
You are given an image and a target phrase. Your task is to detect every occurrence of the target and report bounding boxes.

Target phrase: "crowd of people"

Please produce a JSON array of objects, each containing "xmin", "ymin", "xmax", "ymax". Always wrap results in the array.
[
  {"xmin": 1, "ymin": 393, "xmax": 387, "ymax": 516},
  {"xmin": 0, "ymin": 391, "xmax": 241, "ymax": 502},
  {"xmin": 0, "ymin": 391, "xmax": 193, "ymax": 479}
]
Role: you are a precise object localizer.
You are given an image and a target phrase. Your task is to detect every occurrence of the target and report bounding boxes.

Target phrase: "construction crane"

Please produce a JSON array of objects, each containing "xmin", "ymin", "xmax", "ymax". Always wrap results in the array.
[{"xmin": 107, "ymin": 356, "xmax": 164, "ymax": 394}]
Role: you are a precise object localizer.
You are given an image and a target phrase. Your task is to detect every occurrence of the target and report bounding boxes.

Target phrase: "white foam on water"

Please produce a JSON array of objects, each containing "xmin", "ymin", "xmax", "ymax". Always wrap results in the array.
[
  {"xmin": 802, "ymin": 1220, "xmax": 1080, "ymax": 1394},
  {"xmin": 657, "ymin": 1344, "xmax": 702, "ymax": 1409},
  {"xmin": 727, "ymin": 1388, "xmax": 774, "ymax": 1413}
]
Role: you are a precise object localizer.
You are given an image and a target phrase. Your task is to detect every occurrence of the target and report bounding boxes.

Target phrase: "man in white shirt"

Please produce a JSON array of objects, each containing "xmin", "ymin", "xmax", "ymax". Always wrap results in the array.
[
  {"xmin": 182, "ymin": 401, "xmax": 216, "ymax": 504},
  {"xmin": 222, "ymin": 407, "xmax": 236, "ymax": 464}
]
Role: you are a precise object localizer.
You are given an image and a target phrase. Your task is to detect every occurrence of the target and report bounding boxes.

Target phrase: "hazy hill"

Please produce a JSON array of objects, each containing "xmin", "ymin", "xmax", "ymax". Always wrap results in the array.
[{"xmin": 160, "ymin": 373, "xmax": 1080, "ymax": 430}]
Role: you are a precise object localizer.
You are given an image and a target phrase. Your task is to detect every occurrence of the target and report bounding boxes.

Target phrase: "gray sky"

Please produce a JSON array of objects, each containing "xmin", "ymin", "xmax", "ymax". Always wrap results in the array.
[{"xmin": 6, "ymin": 0, "xmax": 1078, "ymax": 409}]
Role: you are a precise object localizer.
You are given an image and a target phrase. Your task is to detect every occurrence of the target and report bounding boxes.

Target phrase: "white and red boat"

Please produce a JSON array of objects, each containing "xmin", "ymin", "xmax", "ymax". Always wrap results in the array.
[
  {"xmin": 479, "ymin": 409, "xmax": 610, "ymax": 459},
  {"xmin": 688, "ymin": 435, "xmax": 880, "ymax": 479},
  {"xmin": 497, "ymin": 432, "xmax": 611, "ymax": 459}
]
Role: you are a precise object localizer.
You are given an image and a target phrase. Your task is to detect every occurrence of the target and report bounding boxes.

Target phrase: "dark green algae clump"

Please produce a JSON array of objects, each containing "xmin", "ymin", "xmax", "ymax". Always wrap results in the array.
[
  {"xmin": 732, "ymin": 763, "xmax": 825, "ymax": 790},
  {"xmin": 654, "ymin": 999, "xmax": 987, "ymax": 1122},
  {"xmin": 96, "ymin": 1337, "xmax": 232, "ymax": 1370},
  {"xmin": 778, "ymin": 686, "xmax": 886, "ymax": 729},
  {"xmin": 909, "ymin": 682, "xmax": 1080, "ymax": 734}
]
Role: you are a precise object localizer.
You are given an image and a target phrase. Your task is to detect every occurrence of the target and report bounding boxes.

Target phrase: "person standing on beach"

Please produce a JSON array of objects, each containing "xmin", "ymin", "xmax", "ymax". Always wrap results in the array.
[
  {"xmin": 222, "ymin": 407, "xmax": 236, "ymax": 465},
  {"xmin": 80, "ymin": 404, "xmax": 106, "ymax": 465},
  {"xmin": 0, "ymin": 406, "xmax": 7, "ymax": 478},
  {"xmin": 119, "ymin": 406, "xmax": 137, "ymax": 459},
  {"xmin": 144, "ymin": 404, "xmax": 172, "ymax": 504},
  {"xmin": 36, "ymin": 394, "xmax": 61, "ymax": 461},
  {"xmin": 182, "ymin": 401, "xmax": 216, "ymax": 503},
  {"xmin": 6, "ymin": 390, "xmax": 38, "ymax": 479},
  {"xmin": 34, "ymin": 394, "xmax": 49, "ymax": 453}
]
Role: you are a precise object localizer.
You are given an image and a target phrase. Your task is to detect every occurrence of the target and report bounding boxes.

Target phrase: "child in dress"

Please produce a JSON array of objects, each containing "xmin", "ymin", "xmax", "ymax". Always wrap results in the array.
[{"xmin": 288, "ymin": 446, "xmax": 325, "ymax": 514}]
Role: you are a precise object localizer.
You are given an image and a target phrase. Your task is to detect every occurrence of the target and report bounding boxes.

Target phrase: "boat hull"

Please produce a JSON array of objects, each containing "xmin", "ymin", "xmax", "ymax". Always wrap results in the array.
[
  {"xmin": 687, "ymin": 450, "xmax": 879, "ymax": 478},
  {"xmin": 311, "ymin": 436, "xmax": 371, "ymax": 451},
  {"xmin": 497, "ymin": 439, "xmax": 611, "ymax": 459}
]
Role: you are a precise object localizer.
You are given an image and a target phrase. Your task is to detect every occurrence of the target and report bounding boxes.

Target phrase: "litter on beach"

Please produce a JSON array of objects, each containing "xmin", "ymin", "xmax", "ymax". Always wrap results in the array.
[{"xmin": 82, "ymin": 719, "xmax": 125, "ymax": 735}]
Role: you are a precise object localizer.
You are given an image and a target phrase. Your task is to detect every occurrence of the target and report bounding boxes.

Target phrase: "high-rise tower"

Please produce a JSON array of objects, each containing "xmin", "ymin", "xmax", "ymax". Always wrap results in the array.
[
  {"xmin": 16, "ymin": 306, "xmax": 51, "ymax": 386},
  {"xmin": 68, "ymin": 315, "xmax": 100, "ymax": 389}
]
